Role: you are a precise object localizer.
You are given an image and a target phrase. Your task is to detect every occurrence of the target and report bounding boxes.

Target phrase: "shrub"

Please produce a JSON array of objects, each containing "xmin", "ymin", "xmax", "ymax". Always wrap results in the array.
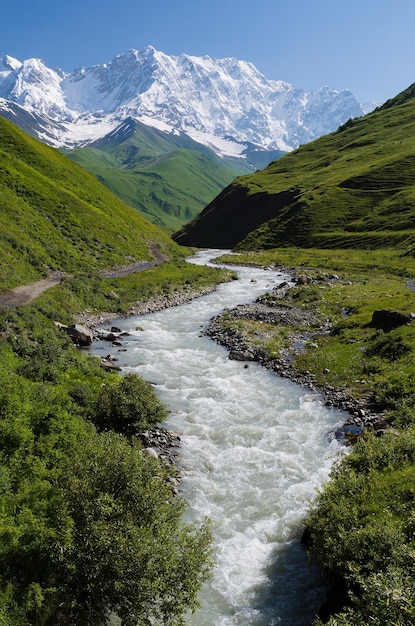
[
  {"xmin": 56, "ymin": 432, "xmax": 213, "ymax": 626},
  {"xmin": 307, "ymin": 430, "xmax": 415, "ymax": 624},
  {"xmin": 92, "ymin": 373, "xmax": 168, "ymax": 438}
]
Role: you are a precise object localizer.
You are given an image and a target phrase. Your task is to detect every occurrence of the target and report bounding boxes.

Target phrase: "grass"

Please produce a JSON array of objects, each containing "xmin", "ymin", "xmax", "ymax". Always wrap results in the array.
[
  {"xmin": 215, "ymin": 248, "xmax": 415, "ymax": 415},
  {"xmin": 0, "ymin": 116, "xmax": 183, "ymax": 291},
  {"xmin": 32, "ymin": 260, "xmax": 236, "ymax": 325},
  {"xmin": 210, "ymin": 247, "xmax": 415, "ymax": 624}
]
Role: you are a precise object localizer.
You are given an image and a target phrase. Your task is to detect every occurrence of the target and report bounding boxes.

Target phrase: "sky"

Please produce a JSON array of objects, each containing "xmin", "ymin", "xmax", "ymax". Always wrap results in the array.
[{"xmin": 1, "ymin": 0, "xmax": 414, "ymax": 104}]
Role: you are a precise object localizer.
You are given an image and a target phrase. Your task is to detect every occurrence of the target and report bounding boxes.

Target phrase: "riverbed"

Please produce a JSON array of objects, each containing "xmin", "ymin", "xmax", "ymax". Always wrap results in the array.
[{"xmin": 91, "ymin": 250, "xmax": 345, "ymax": 625}]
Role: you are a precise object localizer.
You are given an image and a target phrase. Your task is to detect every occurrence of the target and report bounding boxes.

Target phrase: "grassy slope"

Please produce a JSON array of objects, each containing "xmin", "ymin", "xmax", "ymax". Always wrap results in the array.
[
  {"xmin": 66, "ymin": 120, "xmax": 248, "ymax": 232},
  {"xmin": 0, "ymin": 116, "xmax": 182, "ymax": 291},
  {"xmin": 173, "ymin": 83, "xmax": 415, "ymax": 251}
]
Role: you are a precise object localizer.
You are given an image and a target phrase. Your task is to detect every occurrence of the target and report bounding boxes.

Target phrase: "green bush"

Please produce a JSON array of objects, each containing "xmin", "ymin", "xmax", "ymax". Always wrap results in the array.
[
  {"xmin": 92, "ymin": 373, "xmax": 168, "ymax": 437},
  {"xmin": 366, "ymin": 330, "xmax": 411, "ymax": 361},
  {"xmin": 0, "ymin": 308, "xmax": 213, "ymax": 624},
  {"xmin": 55, "ymin": 432, "xmax": 213, "ymax": 626},
  {"xmin": 307, "ymin": 430, "xmax": 415, "ymax": 624}
]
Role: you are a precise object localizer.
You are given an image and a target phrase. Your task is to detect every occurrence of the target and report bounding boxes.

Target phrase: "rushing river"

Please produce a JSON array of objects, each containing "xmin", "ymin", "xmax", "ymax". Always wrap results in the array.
[{"xmin": 91, "ymin": 250, "xmax": 345, "ymax": 626}]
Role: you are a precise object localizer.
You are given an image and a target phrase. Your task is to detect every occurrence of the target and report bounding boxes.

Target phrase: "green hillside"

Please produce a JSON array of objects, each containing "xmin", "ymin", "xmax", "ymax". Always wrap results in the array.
[
  {"xmin": 0, "ymin": 116, "xmax": 181, "ymax": 291},
  {"xmin": 65, "ymin": 119, "xmax": 249, "ymax": 232},
  {"xmin": 173, "ymin": 84, "xmax": 415, "ymax": 251}
]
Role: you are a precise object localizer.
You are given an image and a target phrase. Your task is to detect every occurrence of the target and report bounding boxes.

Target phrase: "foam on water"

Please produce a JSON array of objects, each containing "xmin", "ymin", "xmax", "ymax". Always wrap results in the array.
[{"xmin": 91, "ymin": 250, "xmax": 345, "ymax": 625}]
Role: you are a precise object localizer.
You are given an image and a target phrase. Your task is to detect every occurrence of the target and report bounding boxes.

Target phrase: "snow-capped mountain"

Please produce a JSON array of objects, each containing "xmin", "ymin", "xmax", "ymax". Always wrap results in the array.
[{"xmin": 0, "ymin": 46, "xmax": 369, "ymax": 158}]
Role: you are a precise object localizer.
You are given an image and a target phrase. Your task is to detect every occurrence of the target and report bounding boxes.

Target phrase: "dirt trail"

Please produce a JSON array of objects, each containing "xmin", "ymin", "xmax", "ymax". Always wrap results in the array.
[
  {"xmin": 0, "ymin": 247, "xmax": 166, "ymax": 309},
  {"xmin": 0, "ymin": 276, "xmax": 63, "ymax": 308}
]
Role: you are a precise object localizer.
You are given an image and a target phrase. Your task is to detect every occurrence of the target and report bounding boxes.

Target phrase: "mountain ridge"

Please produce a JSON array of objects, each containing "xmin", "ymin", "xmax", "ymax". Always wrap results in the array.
[{"xmin": 0, "ymin": 46, "xmax": 369, "ymax": 158}]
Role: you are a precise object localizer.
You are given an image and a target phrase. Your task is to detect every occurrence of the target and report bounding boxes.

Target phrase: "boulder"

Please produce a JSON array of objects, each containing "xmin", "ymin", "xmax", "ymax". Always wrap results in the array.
[
  {"xmin": 229, "ymin": 349, "xmax": 256, "ymax": 361},
  {"xmin": 104, "ymin": 291, "xmax": 120, "ymax": 300},
  {"xmin": 100, "ymin": 359, "xmax": 122, "ymax": 372},
  {"xmin": 65, "ymin": 324, "xmax": 93, "ymax": 346},
  {"xmin": 296, "ymin": 274, "xmax": 312, "ymax": 285},
  {"xmin": 100, "ymin": 332, "xmax": 120, "ymax": 342},
  {"xmin": 371, "ymin": 309, "xmax": 413, "ymax": 331},
  {"xmin": 142, "ymin": 447, "xmax": 159, "ymax": 459}
]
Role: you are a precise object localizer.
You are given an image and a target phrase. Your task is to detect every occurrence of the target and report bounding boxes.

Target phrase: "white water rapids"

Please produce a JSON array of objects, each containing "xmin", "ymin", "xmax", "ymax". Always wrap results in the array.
[{"xmin": 91, "ymin": 250, "xmax": 345, "ymax": 625}]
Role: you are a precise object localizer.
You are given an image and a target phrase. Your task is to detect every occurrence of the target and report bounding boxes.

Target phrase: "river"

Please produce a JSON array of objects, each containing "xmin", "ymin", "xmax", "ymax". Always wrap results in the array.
[{"xmin": 91, "ymin": 250, "xmax": 345, "ymax": 626}]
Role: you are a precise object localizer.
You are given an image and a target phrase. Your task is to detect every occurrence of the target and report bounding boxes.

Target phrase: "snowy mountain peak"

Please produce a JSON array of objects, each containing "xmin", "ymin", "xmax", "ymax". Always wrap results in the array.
[
  {"xmin": 0, "ymin": 46, "xmax": 374, "ymax": 156},
  {"xmin": 0, "ymin": 55, "xmax": 22, "ymax": 72}
]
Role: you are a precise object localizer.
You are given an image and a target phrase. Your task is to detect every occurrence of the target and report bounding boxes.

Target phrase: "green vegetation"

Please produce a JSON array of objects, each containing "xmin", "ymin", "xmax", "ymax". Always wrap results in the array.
[
  {"xmin": 216, "ymin": 248, "xmax": 415, "ymax": 416},
  {"xmin": 66, "ymin": 119, "xmax": 248, "ymax": 232},
  {"xmin": 0, "ymin": 116, "xmax": 242, "ymax": 624},
  {"xmin": 4, "ymin": 72, "xmax": 415, "ymax": 624},
  {"xmin": 0, "ymin": 305, "xmax": 213, "ymax": 625},
  {"xmin": 33, "ymin": 260, "xmax": 236, "ymax": 325},
  {"xmin": 174, "ymin": 83, "xmax": 415, "ymax": 250},
  {"xmin": 214, "ymin": 248, "xmax": 415, "ymax": 623},
  {"xmin": 308, "ymin": 431, "xmax": 415, "ymax": 625},
  {"xmin": 0, "ymin": 115, "xmax": 181, "ymax": 291}
]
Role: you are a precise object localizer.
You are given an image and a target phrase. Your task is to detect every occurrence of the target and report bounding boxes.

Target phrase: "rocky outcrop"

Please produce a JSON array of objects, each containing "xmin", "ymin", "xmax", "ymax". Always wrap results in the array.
[{"xmin": 64, "ymin": 323, "xmax": 93, "ymax": 346}]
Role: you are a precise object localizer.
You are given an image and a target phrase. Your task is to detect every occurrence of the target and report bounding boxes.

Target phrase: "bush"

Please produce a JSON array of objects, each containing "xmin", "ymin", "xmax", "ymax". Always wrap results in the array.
[
  {"xmin": 92, "ymin": 373, "xmax": 168, "ymax": 437},
  {"xmin": 307, "ymin": 430, "xmax": 415, "ymax": 624},
  {"xmin": 56, "ymin": 432, "xmax": 213, "ymax": 626},
  {"xmin": 0, "ymin": 309, "xmax": 212, "ymax": 624},
  {"xmin": 366, "ymin": 330, "xmax": 411, "ymax": 362}
]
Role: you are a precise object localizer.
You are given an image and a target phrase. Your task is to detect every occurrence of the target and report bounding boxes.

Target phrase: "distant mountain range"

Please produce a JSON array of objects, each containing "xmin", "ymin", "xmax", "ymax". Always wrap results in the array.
[
  {"xmin": 0, "ymin": 46, "xmax": 371, "ymax": 156},
  {"xmin": 173, "ymin": 83, "xmax": 415, "ymax": 252},
  {"xmin": 0, "ymin": 46, "xmax": 375, "ymax": 230}
]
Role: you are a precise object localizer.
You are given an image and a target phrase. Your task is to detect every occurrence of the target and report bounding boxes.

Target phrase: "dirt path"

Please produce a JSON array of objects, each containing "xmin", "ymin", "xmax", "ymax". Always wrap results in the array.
[
  {"xmin": 0, "ymin": 276, "xmax": 64, "ymax": 308},
  {"xmin": 0, "ymin": 247, "xmax": 166, "ymax": 309}
]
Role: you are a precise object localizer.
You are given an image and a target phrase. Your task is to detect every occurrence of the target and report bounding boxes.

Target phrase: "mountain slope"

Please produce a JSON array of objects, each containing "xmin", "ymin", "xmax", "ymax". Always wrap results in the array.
[
  {"xmin": 64, "ymin": 118, "xmax": 250, "ymax": 231},
  {"xmin": 0, "ymin": 47, "xmax": 370, "ymax": 232},
  {"xmin": 0, "ymin": 116, "xmax": 179, "ymax": 291},
  {"xmin": 173, "ymin": 84, "xmax": 415, "ymax": 252}
]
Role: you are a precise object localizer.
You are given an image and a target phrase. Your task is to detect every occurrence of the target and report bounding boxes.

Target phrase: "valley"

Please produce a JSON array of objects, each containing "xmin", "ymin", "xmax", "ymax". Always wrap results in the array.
[
  {"xmin": 0, "ymin": 46, "xmax": 367, "ymax": 232},
  {"xmin": 0, "ymin": 47, "xmax": 414, "ymax": 625}
]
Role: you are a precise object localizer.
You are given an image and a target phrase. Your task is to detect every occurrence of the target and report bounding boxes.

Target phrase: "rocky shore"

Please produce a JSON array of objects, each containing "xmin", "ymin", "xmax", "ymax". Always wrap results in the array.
[
  {"xmin": 73, "ymin": 275, "xmax": 388, "ymax": 454},
  {"xmin": 204, "ymin": 296, "xmax": 388, "ymax": 440},
  {"xmin": 76, "ymin": 284, "xmax": 217, "ymax": 329}
]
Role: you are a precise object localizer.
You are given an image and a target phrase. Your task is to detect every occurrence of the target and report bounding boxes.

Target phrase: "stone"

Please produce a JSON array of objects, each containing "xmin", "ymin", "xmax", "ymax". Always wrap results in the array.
[
  {"xmin": 100, "ymin": 360, "xmax": 122, "ymax": 372},
  {"xmin": 296, "ymin": 274, "xmax": 312, "ymax": 285},
  {"xmin": 229, "ymin": 349, "xmax": 256, "ymax": 361},
  {"xmin": 371, "ymin": 309, "xmax": 413, "ymax": 331},
  {"xmin": 65, "ymin": 324, "xmax": 93, "ymax": 346},
  {"xmin": 104, "ymin": 291, "xmax": 120, "ymax": 300},
  {"xmin": 142, "ymin": 447, "xmax": 159, "ymax": 459},
  {"xmin": 100, "ymin": 332, "xmax": 120, "ymax": 342}
]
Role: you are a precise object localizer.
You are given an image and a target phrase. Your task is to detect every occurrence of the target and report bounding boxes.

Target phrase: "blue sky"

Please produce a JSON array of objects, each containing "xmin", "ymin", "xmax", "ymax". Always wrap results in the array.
[{"xmin": 2, "ymin": 0, "xmax": 414, "ymax": 103}]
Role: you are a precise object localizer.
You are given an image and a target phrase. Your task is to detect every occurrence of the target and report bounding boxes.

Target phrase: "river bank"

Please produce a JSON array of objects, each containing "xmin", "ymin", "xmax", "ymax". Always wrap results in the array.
[
  {"xmin": 76, "ymin": 283, "xmax": 218, "ymax": 328},
  {"xmin": 88, "ymin": 251, "xmax": 345, "ymax": 625},
  {"xmin": 80, "ymin": 262, "xmax": 387, "ymax": 451},
  {"xmin": 204, "ymin": 278, "xmax": 389, "ymax": 439}
]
